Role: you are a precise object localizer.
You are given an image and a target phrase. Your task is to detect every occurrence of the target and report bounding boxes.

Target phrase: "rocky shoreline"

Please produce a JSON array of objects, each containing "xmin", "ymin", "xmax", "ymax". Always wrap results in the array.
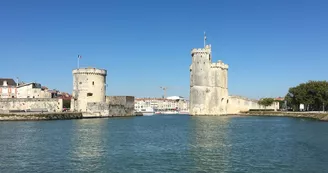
[
  {"xmin": 239, "ymin": 111, "xmax": 328, "ymax": 121},
  {"xmin": 0, "ymin": 112, "xmax": 83, "ymax": 121}
]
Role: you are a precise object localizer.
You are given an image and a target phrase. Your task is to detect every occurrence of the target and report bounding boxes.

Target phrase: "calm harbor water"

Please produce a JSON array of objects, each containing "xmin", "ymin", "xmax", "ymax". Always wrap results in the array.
[{"xmin": 1, "ymin": 115, "xmax": 328, "ymax": 173}]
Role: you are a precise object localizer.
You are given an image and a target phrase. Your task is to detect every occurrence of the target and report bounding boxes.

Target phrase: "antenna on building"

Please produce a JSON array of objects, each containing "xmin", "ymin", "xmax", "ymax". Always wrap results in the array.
[
  {"xmin": 160, "ymin": 86, "xmax": 168, "ymax": 99},
  {"xmin": 77, "ymin": 55, "xmax": 82, "ymax": 69},
  {"xmin": 16, "ymin": 77, "xmax": 19, "ymax": 87},
  {"xmin": 204, "ymin": 31, "xmax": 207, "ymax": 47}
]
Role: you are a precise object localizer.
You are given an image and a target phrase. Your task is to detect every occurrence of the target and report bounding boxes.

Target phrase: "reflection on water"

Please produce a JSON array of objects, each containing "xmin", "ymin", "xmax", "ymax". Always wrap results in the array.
[
  {"xmin": 70, "ymin": 119, "xmax": 108, "ymax": 172},
  {"xmin": 225, "ymin": 116, "xmax": 328, "ymax": 173},
  {"xmin": 0, "ymin": 115, "xmax": 328, "ymax": 173},
  {"xmin": 0, "ymin": 122, "xmax": 38, "ymax": 171},
  {"xmin": 189, "ymin": 116, "xmax": 232, "ymax": 172}
]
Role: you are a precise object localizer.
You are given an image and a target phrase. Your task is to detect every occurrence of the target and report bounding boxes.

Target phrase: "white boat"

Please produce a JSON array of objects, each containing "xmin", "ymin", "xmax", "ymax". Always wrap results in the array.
[
  {"xmin": 136, "ymin": 107, "xmax": 155, "ymax": 116},
  {"xmin": 155, "ymin": 109, "xmax": 189, "ymax": 115},
  {"xmin": 155, "ymin": 110, "xmax": 179, "ymax": 114},
  {"xmin": 161, "ymin": 111, "xmax": 179, "ymax": 114},
  {"xmin": 179, "ymin": 111, "xmax": 189, "ymax": 114}
]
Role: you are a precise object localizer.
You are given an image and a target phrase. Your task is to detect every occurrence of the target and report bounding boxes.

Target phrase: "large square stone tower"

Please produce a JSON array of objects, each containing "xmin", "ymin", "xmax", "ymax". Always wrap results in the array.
[{"xmin": 189, "ymin": 44, "xmax": 229, "ymax": 115}]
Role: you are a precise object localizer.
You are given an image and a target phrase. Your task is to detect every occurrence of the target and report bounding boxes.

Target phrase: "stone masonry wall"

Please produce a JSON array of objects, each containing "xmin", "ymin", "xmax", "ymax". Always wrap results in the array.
[
  {"xmin": 0, "ymin": 98, "xmax": 63, "ymax": 113},
  {"xmin": 106, "ymin": 96, "xmax": 134, "ymax": 106},
  {"xmin": 86, "ymin": 102, "xmax": 134, "ymax": 117},
  {"xmin": 0, "ymin": 112, "xmax": 82, "ymax": 121},
  {"xmin": 227, "ymin": 96, "xmax": 279, "ymax": 114},
  {"xmin": 106, "ymin": 96, "xmax": 135, "ymax": 115}
]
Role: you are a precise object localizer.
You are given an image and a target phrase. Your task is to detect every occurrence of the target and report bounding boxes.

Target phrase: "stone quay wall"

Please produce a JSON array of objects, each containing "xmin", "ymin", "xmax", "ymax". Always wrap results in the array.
[
  {"xmin": 106, "ymin": 96, "xmax": 134, "ymax": 106},
  {"xmin": 86, "ymin": 96, "xmax": 135, "ymax": 117},
  {"xmin": 0, "ymin": 98, "xmax": 63, "ymax": 113},
  {"xmin": 106, "ymin": 96, "xmax": 134, "ymax": 114},
  {"xmin": 86, "ymin": 103, "xmax": 134, "ymax": 117},
  {"xmin": 0, "ymin": 112, "xmax": 82, "ymax": 121}
]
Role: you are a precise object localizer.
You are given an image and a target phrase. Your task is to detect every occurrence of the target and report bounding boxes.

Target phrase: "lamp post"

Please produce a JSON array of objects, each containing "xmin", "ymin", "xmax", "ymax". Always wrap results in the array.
[{"xmin": 284, "ymin": 100, "xmax": 287, "ymax": 111}]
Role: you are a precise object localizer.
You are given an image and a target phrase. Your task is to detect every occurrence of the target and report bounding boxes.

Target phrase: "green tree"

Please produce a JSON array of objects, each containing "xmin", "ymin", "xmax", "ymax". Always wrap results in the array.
[
  {"xmin": 285, "ymin": 80, "xmax": 328, "ymax": 111},
  {"xmin": 258, "ymin": 98, "xmax": 275, "ymax": 109}
]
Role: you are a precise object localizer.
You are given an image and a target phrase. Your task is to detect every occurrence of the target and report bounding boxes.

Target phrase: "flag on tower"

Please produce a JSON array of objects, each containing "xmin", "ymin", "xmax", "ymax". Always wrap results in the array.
[
  {"xmin": 78, "ymin": 55, "xmax": 82, "ymax": 59},
  {"xmin": 204, "ymin": 32, "xmax": 207, "ymax": 40}
]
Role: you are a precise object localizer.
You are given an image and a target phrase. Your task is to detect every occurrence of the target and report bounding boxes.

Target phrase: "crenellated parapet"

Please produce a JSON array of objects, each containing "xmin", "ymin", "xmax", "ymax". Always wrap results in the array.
[
  {"xmin": 211, "ymin": 60, "xmax": 229, "ymax": 70},
  {"xmin": 73, "ymin": 67, "xmax": 107, "ymax": 76},
  {"xmin": 191, "ymin": 44, "xmax": 211, "ymax": 56}
]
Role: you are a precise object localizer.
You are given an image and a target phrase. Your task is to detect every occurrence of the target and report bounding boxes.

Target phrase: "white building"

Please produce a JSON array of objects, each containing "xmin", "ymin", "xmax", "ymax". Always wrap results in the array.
[
  {"xmin": 16, "ymin": 83, "xmax": 51, "ymax": 98},
  {"xmin": 0, "ymin": 78, "xmax": 17, "ymax": 98},
  {"xmin": 135, "ymin": 96, "xmax": 189, "ymax": 113}
]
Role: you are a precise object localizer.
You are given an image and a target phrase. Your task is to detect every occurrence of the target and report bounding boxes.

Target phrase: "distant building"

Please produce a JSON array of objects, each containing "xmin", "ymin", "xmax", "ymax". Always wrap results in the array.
[
  {"xmin": 275, "ymin": 97, "xmax": 285, "ymax": 101},
  {"xmin": 17, "ymin": 82, "xmax": 51, "ymax": 98},
  {"xmin": 0, "ymin": 79, "xmax": 63, "ymax": 113},
  {"xmin": 57, "ymin": 92, "xmax": 72, "ymax": 100},
  {"xmin": 0, "ymin": 78, "xmax": 17, "ymax": 98},
  {"xmin": 135, "ymin": 96, "xmax": 189, "ymax": 112},
  {"xmin": 0, "ymin": 78, "xmax": 56, "ymax": 99}
]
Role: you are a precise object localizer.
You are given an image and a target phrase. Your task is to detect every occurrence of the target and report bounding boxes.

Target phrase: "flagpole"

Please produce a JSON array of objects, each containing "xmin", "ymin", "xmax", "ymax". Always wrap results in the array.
[
  {"xmin": 77, "ymin": 55, "xmax": 80, "ymax": 69},
  {"xmin": 204, "ymin": 31, "xmax": 206, "ymax": 47}
]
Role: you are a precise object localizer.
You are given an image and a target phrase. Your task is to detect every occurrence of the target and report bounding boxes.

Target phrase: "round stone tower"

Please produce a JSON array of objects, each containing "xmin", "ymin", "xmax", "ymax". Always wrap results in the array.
[
  {"xmin": 189, "ymin": 44, "xmax": 212, "ymax": 115},
  {"xmin": 71, "ymin": 67, "xmax": 107, "ymax": 112}
]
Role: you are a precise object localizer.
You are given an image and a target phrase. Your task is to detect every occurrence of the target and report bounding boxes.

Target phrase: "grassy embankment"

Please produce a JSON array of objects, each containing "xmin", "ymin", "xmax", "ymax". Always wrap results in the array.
[{"xmin": 241, "ymin": 111, "xmax": 328, "ymax": 121}]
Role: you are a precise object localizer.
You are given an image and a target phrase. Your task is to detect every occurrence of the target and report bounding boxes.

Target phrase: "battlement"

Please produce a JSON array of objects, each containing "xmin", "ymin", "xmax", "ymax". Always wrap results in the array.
[
  {"xmin": 211, "ymin": 60, "xmax": 229, "ymax": 69},
  {"xmin": 191, "ymin": 44, "xmax": 211, "ymax": 55},
  {"xmin": 229, "ymin": 95, "xmax": 258, "ymax": 102},
  {"xmin": 73, "ymin": 67, "xmax": 107, "ymax": 76}
]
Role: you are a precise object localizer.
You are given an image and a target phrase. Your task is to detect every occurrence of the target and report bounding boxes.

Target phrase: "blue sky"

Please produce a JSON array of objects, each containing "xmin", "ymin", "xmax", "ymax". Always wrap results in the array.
[{"xmin": 1, "ymin": 0, "xmax": 328, "ymax": 99}]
